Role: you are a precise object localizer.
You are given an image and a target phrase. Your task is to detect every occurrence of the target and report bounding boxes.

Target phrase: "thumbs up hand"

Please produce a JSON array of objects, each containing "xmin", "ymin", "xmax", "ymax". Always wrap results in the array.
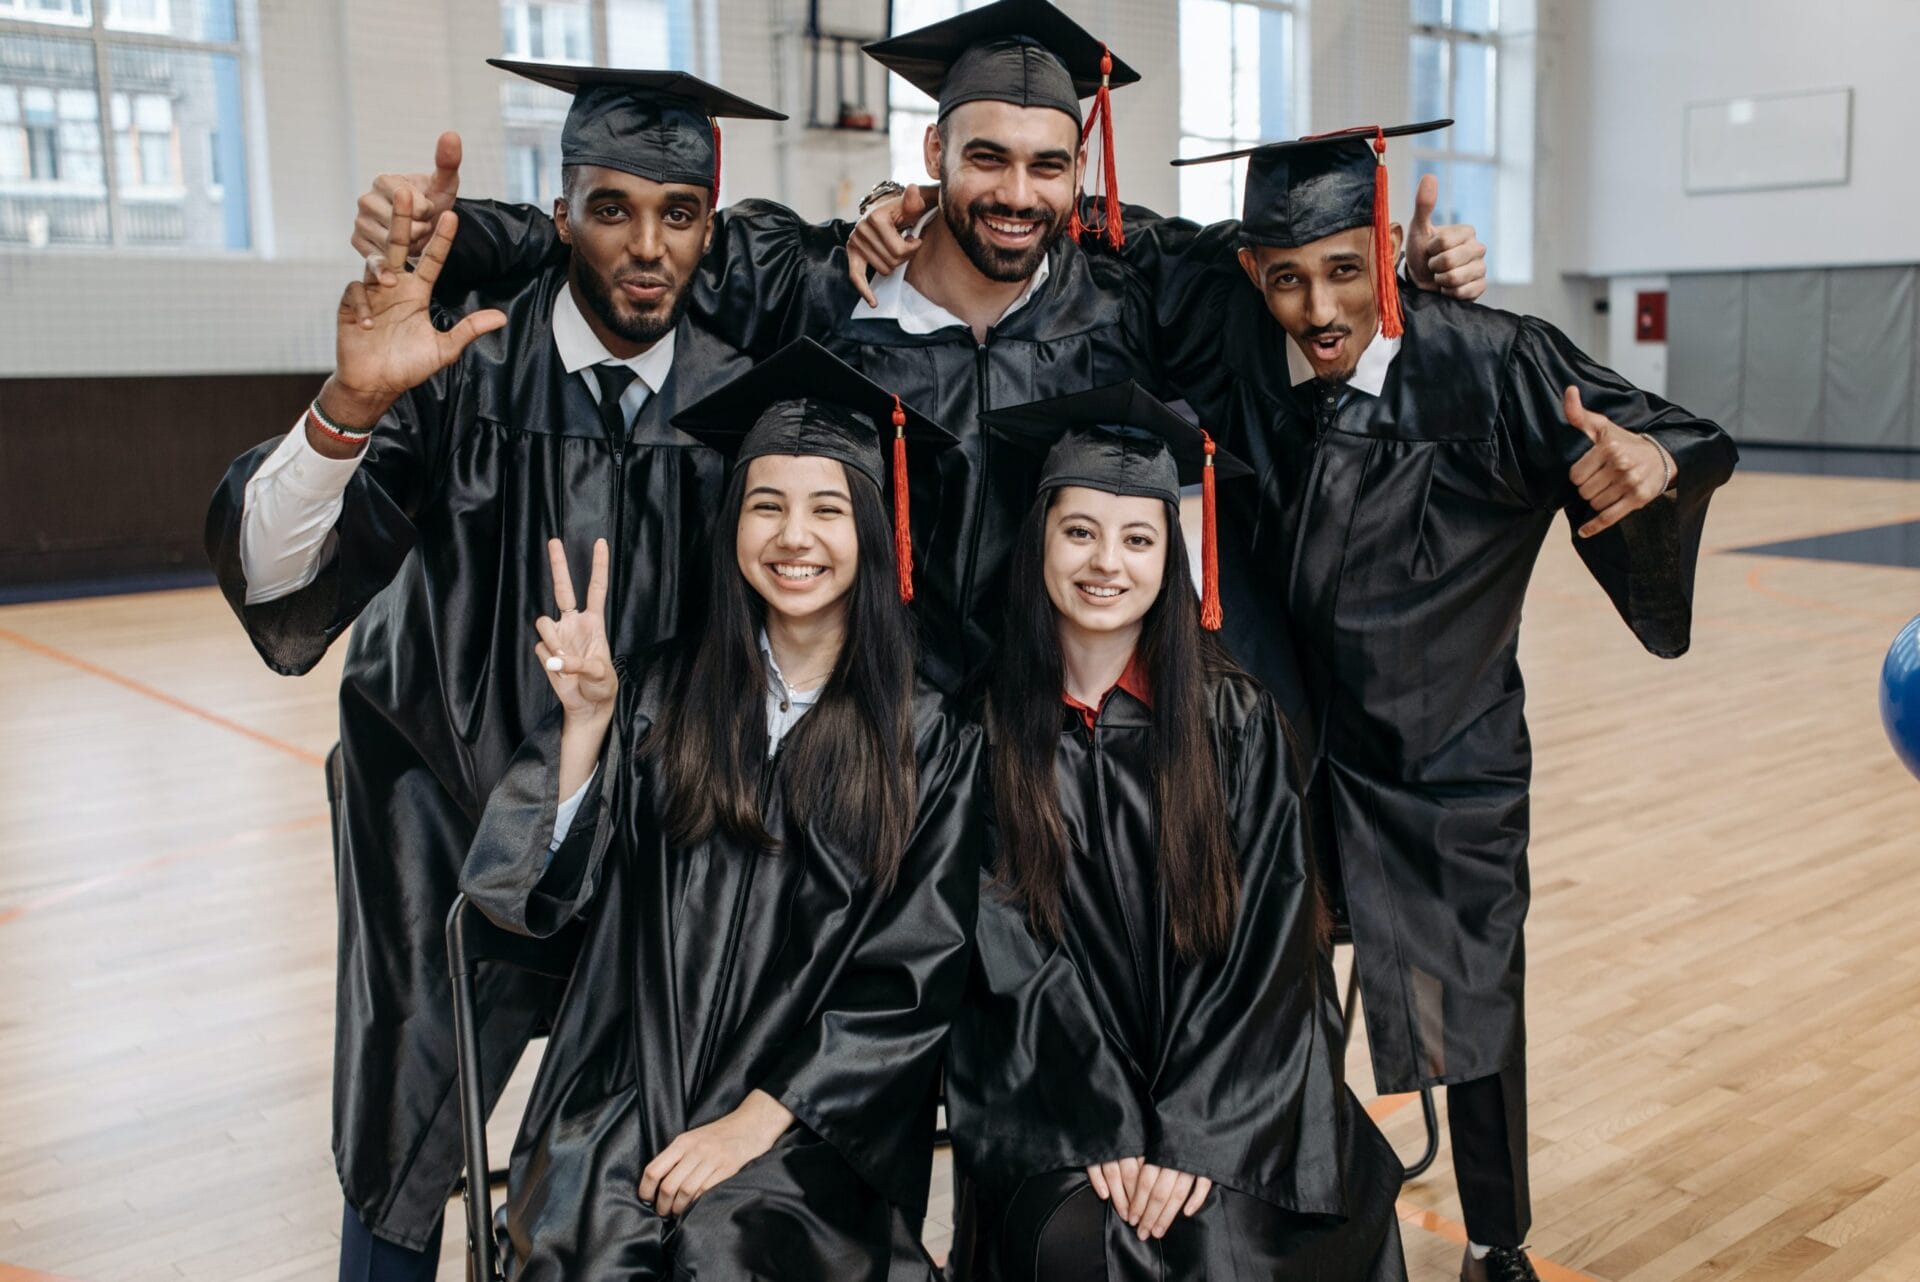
[
  {"xmin": 1564, "ymin": 385, "xmax": 1675, "ymax": 537},
  {"xmin": 351, "ymin": 130, "xmax": 466, "ymax": 271},
  {"xmin": 1405, "ymin": 173, "xmax": 1489, "ymax": 301}
]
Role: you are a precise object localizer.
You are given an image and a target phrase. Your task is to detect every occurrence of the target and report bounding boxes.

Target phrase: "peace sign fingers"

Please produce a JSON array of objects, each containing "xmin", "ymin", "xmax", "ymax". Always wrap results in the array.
[{"xmin": 547, "ymin": 537, "xmax": 580, "ymax": 617}]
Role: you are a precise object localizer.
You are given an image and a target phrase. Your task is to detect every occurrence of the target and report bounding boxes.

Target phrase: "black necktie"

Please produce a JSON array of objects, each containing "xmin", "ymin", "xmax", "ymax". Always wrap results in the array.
[
  {"xmin": 590, "ymin": 363, "xmax": 641, "ymax": 448},
  {"xmin": 1308, "ymin": 378, "xmax": 1343, "ymax": 433}
]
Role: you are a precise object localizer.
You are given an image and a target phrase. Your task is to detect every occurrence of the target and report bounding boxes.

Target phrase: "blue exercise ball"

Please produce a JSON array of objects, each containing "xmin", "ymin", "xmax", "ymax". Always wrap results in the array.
[{"xmin": 1884, "ymin": 614, "xmax": 1920, "ymax": 780}]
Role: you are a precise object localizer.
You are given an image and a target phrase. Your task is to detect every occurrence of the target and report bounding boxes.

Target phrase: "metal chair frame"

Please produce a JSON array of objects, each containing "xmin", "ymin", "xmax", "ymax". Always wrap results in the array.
[
  {"xmin": 447, "ymin": 893, "xmax": 584, "ymax": 1282},
  {"xmin": 1333, "ymin": 924, "xmax": 1441, "ymax": 1181}
]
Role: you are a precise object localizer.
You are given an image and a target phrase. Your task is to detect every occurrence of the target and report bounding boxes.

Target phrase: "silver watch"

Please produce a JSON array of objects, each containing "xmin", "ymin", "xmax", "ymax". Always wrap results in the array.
[{"xmin": 858, "ymin": 179, "xmax": 907, "ymax": 216}]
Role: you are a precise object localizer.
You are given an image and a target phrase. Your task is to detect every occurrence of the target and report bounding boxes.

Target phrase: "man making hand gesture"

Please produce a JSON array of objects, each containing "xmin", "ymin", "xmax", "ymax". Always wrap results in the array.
[
  {"xmin": 1132, "ymin": 122, "xmax": 1737, "ymax": 1282},
  {"xmin": 203, "ymin": 63, "xmax": 782, "ymax": 1282}
]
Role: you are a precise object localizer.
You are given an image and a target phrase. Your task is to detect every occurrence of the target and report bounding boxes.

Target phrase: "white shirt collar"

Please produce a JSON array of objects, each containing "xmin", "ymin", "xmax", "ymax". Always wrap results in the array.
[
  {"xmin": 1284, "ymin": 327, "xmax": 1401, "ymax": 398},
  {"xmin": 553, "ymin": 281, "xmax": 676, "ymax": 393},
  {"xmin": 851, "ymin": 206, "xmax": 1051, "ymax": 335},
  {"xmin": 759, "ymin": 628, "xmax": 824, "ymax": 754}
]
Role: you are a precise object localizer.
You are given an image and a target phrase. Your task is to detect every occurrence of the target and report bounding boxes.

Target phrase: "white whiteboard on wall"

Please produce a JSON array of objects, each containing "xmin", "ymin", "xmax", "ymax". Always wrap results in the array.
[{"xmin": 1684, "ymin": 88, "xmax": 1852, "ymax": 194}]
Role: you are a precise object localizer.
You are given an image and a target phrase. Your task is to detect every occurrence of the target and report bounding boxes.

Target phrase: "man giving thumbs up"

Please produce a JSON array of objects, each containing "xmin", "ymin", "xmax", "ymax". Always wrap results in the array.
[{"xmin": 1141, "ymin": 121, "xmax": 1740, "ymax": 1282}]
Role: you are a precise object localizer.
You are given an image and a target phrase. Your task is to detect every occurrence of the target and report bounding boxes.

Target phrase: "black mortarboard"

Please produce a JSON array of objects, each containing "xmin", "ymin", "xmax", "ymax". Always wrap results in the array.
[
  {"xmin": 864, "ymin": 0, "xmax": 1137, "ymax": 122},
  {"xmin": 864, "ymin": 0, "xmax": 1136, "ymax": 246},
  {"xmin": 980, "ymin": 382, "xmax": 1250, "ymax": 629},
  {"xmin": 488, "ymin": 60, "xmax": 785, "ymax": 204},
  {"xmin": 1173, "ymin": 120, "xmax": 1451, "ymax": 338},
  {"xmin": 673, "ymin": 338, "xmax": 956, "ymax": 603}
]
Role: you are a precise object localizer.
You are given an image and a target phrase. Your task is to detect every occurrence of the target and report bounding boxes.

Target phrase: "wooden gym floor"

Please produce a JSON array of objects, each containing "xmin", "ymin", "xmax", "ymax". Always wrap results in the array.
[{"xmin": 2, "ymin": 460, "xmax": 1919, "ymax": 1281}]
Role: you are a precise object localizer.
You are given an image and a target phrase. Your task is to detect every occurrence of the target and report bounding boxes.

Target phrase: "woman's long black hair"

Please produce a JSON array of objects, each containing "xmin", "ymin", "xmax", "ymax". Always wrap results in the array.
[
  {"xmin": 985, "ymin": 489, "xmax": 1239, "ymax": 960},
  {"xmin": 643, "ymin": 462, "xmax": 919, "ymax": 892}
]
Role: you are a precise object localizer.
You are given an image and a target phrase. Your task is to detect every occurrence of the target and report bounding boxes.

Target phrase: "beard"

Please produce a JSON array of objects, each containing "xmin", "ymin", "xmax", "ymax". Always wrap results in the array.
[
  {"xmin": 1299, "ymin": 324, "xmax": 1359, "ymax": 383},
  {"xmin": 941, "ymin": 190, "xmax": 1067, "ymax": 284},
  {"xmin": 572, "ymin": 255, "xmax": 689, "ymax": 347}
]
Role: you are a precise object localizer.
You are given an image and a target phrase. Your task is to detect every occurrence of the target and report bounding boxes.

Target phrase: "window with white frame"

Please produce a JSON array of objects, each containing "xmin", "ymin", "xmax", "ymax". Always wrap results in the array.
[
  {"xmin": 0, "ymin": 0, "xmax": 251, "ymax": 249},
  {"xmin": 1409, "ymin": 0, "xmax": 1500, "ymax": 271},
  {"xmin": 884, "ymin": 0, "xmax": 992, "ymax": 186},
  {"xmin": 1178, "ymin": 0, "xmax": 1300, "ymax": 225},
  {"xmin": 501, "ymin": 0, "xmax": 698, "ymax": 208}
]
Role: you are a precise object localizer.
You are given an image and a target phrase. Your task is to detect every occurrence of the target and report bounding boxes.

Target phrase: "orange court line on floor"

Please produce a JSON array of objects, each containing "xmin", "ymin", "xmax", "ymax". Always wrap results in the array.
[
  {"xmin": 0, "ymin": 626, "xmax": 326, "ymax": 767},
  {"xmin": 0, "ymin": 813, "xmax": 330, "ymax": 927},
  {"xmin": 1365, "ymin": 1092, "xmax": 1418, "ymax": 1123},
  {"xmin": 1395, "ymin": 1202, "xmax": 1600, "ymax": 1282},
  {"xmin": 0, "ymin": 1264, "xmax": 88, "ymax": 1282},
  {"xmin": 1743, "ymin": 563, "xmax": 1920, "ymax": 627},
  {"xmin": 1367, "ymin": 1094, "xmax": 1599, "ymax": 1281}
]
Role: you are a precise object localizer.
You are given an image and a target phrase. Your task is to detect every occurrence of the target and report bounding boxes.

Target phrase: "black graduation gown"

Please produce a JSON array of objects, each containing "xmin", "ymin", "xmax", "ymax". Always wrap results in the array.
[
  {"xmin": 202, "ymin": 269, "xmax": 749, "ymax": 1247},
  {"xmin": 436, "ymin": 200, "xmax": 1193, "ymax": 698},
  {"xmin": 944, "ymin": 671, "xmax": 1406, "ymax": 1281},
  {"xmin": 1112, "ymin": 213, "xmax": 1741, "ymax": 1091},
  {"xmin": 457, "ymin": 654, "xmax": 983, "ymax": 1281}
]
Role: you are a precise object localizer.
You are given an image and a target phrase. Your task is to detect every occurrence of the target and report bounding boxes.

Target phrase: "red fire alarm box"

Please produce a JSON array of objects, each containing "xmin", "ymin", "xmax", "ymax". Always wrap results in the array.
[{"xmin": 1635, "ymin": 290, "xmax": 1667, "ymax": 343}]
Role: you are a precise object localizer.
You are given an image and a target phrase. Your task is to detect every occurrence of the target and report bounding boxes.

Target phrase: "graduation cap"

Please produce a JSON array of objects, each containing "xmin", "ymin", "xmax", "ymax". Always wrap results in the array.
[
  {"xmin": 488, "ymin": 60, "xmax": 785, "ymax": 205},
  {"xmin": 864, "ymin": 0, "xmax": 1138, "ymax": 248},
  {"xmin": 673, "ymin": 338, "xmax": 956, "ymax": 604},
  {"xmin": 980, "ymin": 382, "xmax": 1251, "ymax": 630},
  {"xmin": 1173, "ymin": 119, "xmax": 1451, "ymax": 339}
]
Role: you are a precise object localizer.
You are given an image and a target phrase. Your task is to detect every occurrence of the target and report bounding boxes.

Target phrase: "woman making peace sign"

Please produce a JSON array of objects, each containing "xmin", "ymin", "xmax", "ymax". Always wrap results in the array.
[{"xmin": 460, "ymin": 340, "xmax": 979, "ymax": 1281}]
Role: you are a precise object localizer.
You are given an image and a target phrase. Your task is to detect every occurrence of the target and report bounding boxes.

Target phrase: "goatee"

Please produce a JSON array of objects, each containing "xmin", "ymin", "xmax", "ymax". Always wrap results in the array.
[{"xmin": 573, "ymin": 258, "xmax": 688, "ymax": 347}]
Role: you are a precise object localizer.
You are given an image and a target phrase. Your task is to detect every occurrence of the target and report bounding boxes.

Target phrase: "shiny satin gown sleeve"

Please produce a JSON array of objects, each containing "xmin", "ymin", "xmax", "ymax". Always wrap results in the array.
[
  {"xmin": 460, "ymin": 678, "xmax": 641, "ymax": 940},
  {"xmin": 1146, "ymin": 679, "xmax": 1349, "ymax": 1216},
  {"xmin": 1074, "ymin": 201, "xmax": 1248, "ymax": 416},
  {"xmin": 752, "ymin": 706, "xmax": 985, "ymax": 1214},
  {"xmin": 1500, "ymin": 316, "xmax": 1740, "ymax": 658},
  {"xmin": 437, "ymin": 196, "xmax": 855, "ymax": 358},
  {"xmin": 203, "ymin": 368, "xmax": 461, "ymax": 675}
]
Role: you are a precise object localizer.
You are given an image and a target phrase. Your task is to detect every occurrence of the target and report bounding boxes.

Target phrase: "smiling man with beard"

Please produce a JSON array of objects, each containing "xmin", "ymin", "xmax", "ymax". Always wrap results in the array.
[
  {"xmin": 386, "ymin": 0, "xmax": 1485, "ymax": 698},
  {"xmin": 203, "ymin": 63, "xmax": 782, "ymax": 1282}
]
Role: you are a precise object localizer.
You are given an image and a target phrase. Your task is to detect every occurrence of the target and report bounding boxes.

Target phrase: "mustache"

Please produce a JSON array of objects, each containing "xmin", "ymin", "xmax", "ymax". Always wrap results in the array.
[
  {"xmin": 965, "ymin": 200, "xmax": 1058, "ymax": 229},
  {"xmin": 612, "ymin": 264, "xmax": 675, "ymax": 291},
  {"xmin": 1302, "ymin": 324, "xmax": 1353, "ymax": 342}
]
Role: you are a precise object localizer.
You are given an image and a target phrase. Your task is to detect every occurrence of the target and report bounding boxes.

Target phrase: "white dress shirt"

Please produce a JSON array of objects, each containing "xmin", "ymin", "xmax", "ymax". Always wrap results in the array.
[
  {"xmin": 238, "ymin": 286, "xmax": 676, "ymax": 605},
  {"xmin": 850, "ymin": 207, "xmax": 1051, "ymax": 335}
]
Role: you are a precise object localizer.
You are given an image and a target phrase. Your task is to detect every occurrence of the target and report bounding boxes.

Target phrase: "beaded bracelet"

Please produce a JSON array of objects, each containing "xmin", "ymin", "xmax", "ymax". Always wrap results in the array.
[{"xmin": 307, "ymin": 398, "xmax": 373, "ymax": 448}]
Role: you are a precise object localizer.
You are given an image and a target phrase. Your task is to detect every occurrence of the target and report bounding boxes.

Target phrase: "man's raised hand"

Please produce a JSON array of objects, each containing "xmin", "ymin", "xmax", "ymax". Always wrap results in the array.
[
  {"xmin": 1565, "ymin": 385, "xmax": 1674, "ymax": 537},
  {"xmin": 847, "ymin": 183, "xmax": 931, "ymax": 308},
  {"xmin": 328, "ymin": 186, "xmax": 506, "ymax": 433},
  {"xmin": 350, "ymin": 130, "xmax": 464, "ymax": 270},
  {"xmin": 1406, "ymin": 173, "xmax": 1489, "ymax": 302}
]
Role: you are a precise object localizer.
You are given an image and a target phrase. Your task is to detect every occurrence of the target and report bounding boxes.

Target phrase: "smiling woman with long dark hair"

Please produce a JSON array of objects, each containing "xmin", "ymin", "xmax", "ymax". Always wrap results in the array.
[
  {"xmin": 458, "ymin": 340, "xmax": 980, "ymax": 1282},
  {"xmin": 943, "ymin": 384, "xmax": 1407, "ymax": 1282}
]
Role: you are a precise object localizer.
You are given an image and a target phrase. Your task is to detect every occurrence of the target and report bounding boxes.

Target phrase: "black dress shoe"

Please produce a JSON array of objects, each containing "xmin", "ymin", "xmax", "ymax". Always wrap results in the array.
[{"xmin": 1460, "ymin": 1245, "xmax": 1542, "ymax": 1282}]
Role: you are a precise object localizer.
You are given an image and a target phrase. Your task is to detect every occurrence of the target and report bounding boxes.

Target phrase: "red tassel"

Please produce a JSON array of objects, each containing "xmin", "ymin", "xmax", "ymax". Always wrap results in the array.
[
  {"xmin": 1199, "ymin": 433, "xmax": 1222, "ymax": 632},
  {"xmin": 1074, "ymin": 48, "xmax": 1123, "ymax": 249},
  {"xmin": 1371, "ymin": 127, "xmax": 1403, "ymax": 339},
  {"xmin": 711, "ymin": 121, "xmax": 722, "ymax": 205},
  {"xmin": 891, "ymin": 395, "xmax": 913, "ymax": 604}
]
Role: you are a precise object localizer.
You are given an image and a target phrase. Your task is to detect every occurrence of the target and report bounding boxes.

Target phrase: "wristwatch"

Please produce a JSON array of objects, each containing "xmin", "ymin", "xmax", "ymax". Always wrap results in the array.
[{"xmin": 858, "ymin": 179, "xmax": 907, "ymax": 216}]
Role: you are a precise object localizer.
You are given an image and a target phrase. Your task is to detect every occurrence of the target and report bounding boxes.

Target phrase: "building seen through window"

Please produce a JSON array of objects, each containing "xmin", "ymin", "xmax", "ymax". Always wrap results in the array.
[
  {"xmin": 501, "ymin": 0, "xmax": 696, "ymax": 209},
  {"xmin": 0, "ymin": 0, "xmax": 250, "ymax": 249},
  {"xmin": 1177, "ymin": 0, "xmax": 1298, "ymax": 225},
  {"xmin": 1410, "ymin": 0, "xmax": 1501, "ymax": 273}
]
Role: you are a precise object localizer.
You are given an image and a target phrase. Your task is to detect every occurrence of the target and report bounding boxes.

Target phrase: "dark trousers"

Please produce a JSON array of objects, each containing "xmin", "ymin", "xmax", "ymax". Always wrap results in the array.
[
  {"xmin": 1446, "ymin": 1059, "xmax": 1531, "ymax": 1248},
  {"xmin": 340, "ymin": 1200, "xmax": 443, "ymax": 1282}
]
